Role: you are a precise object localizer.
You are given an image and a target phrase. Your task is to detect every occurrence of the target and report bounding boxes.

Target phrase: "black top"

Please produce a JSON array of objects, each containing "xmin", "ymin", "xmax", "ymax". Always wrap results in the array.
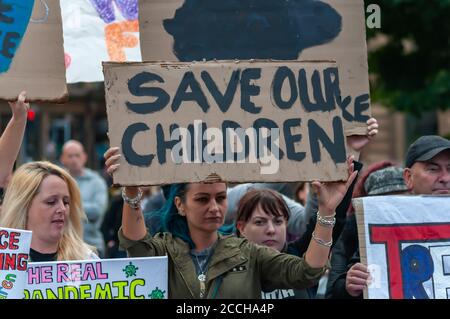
[
  {"xmin": 325, "ymin": 213, "xmax": 362, "ymax": 299},
  {"xmin": 29, "ymin": 248, "xmax": 57, "ymax": 262},
  {"xmin": 287, "ymin": 161, "xmax": 363, "ymax": 257},
  {"xmin": 0, "ymin": 187, "xmax": 4, "ymax": 205}
]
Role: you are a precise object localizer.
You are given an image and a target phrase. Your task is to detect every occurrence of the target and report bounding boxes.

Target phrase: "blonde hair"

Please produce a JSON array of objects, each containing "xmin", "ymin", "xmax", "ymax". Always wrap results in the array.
[{"xmin": 0, "ymin": 161, "xmax": 96, "ymax": 261}]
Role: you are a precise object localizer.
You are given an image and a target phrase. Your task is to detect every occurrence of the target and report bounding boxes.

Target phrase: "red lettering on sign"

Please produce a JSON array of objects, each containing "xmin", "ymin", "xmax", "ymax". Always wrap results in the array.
[{"xmin": 369, "ymin": 223, "xmax": 450, "ymax": 299}]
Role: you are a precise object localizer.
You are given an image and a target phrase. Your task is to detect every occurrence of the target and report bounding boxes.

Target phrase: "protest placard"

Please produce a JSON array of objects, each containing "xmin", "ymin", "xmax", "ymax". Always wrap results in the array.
[
  {"xmin": 354, "ymin": 196, "xmax": 450, "ymax": 299},
  {"xmin": 25, "ymin": 256, "xmax": 168, "ymax": 299},
  {"xmin": 104, "ymin": 60, "xmax": 349, "ymax": 185},
  {"xmin": 0, "ymin": 227, "xmax": 32, "ymax": 299},
  {"xmin": 0, "ymin": 0, "xmax": 67, "ymax": 102},
  {"xmin": 138, "ymin": 0, "xmax": 370, "ymax": 135},
  {"xmin": 61, "ymin": 0, "xmax": 141, "ymax": 83}
]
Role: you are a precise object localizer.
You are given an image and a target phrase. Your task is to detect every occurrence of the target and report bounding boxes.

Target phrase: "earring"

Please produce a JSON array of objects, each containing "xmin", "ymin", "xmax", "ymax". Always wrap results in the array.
[{"xmin": 178, "ymin": 210, "xmax": 185, "ymax": 217}]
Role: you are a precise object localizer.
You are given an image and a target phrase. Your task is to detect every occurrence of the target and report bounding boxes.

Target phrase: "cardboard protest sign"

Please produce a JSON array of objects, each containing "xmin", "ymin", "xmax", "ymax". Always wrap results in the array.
[
  {"xmin": 0, "ymin": 0, "xmax": 67, "ymax": 102},
  {"xmin": 138, "ymin": 0, "xmax": 370, "ymax": 135},
  {"xmin": 354, "ymin": 196, "xmax": 450, "ymax": 299},
  {"xmin": 25, "ymin": 256, "xmax": 168, "ymax": 299},
  {"xmin": 104, "ymin": 60, "xmax": 349, "ymax": 185},
  {"xmin": 61, "ymin": 0, "xmax": 141, "ymax": 83},
  {"xmin": 0, "ymin": 227, "xmax": 32, "ymax": 299}
]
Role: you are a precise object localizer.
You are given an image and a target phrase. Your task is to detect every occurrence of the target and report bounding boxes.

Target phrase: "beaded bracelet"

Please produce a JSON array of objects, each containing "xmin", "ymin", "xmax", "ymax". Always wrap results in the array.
[
  {"xmin": 316, "ymin": 211, "xmax": 336, "ymax": 228},
  {"xmin": 312, "ymin": 231, "xmax": 333, "ymax": 247},
  {"xmin": 121, "ymin": 187, "xmax": 143, "ymax": 210}
]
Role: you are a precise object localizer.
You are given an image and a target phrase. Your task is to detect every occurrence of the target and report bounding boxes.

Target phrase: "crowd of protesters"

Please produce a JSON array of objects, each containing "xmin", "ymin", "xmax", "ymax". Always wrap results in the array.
[{"xmin": 1, "ymin": 92, "xmax": 449, "ymax": 299}]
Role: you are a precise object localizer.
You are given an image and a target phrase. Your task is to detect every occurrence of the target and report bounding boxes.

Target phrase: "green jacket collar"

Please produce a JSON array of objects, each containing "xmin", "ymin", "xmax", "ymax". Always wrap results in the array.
[{"xmin": 168, "ymin": 233, "xmax": 247, "ymax": 298}]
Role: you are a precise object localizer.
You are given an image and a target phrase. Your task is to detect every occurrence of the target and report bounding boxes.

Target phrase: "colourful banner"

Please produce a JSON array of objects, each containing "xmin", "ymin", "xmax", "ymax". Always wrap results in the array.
[
  {"xmin": 354, "ymin": 196, "xmax": 450, "ymax": 299},
  {"xmin": 0, "ymin": 0, "xmax": 34, "ymax": 73},
  {"xmin": 25, "ymin": 256, "xmax": 168, "ymax": 299},
  {"xmin": 61, "ymin": 0, "xmax": 141, "ymax": 83},
  {"xmin": 0, "ymin": 227, "xmax": 32, "ymax": 299}
]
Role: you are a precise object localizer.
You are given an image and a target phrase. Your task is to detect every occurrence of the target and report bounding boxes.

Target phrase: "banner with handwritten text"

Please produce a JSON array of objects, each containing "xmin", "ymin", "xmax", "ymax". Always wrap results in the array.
[
  {"xmin": 0, "ymin": 227, "xmax": 32, "ymax": 299},
  {"xmin": 25, "ymin": 256, "xmax": 168, "ymax": 299},
  {"xmin": 61, "ymin": 0, "xmax": 141, "ymax": 83},
  {"xmin": 354, "ymin": 196, "xmax": 450, "ymax": 299}
]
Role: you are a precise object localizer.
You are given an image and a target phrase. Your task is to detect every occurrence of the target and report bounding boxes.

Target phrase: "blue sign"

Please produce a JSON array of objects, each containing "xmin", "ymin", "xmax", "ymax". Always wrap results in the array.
[{"xmin": 0, "ymin": 0, "xmax": 35, "ymax": 73}]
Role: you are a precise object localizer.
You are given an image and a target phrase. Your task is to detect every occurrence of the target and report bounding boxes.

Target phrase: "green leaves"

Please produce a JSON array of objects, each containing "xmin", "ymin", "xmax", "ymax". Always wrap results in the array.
[{"xmin": 367, "ymin": 0, "xmax": 450, "ymax": 115}]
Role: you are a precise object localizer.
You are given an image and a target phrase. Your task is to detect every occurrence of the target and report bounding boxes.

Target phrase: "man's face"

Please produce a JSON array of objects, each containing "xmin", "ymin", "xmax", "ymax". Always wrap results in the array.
[
  {"xmin": 404, "ymin": 150, "xmax": 450, "ymax": 195},
  {"xmin": 60, "ymin": 143, "xmax": 87, "ymax": 176}
]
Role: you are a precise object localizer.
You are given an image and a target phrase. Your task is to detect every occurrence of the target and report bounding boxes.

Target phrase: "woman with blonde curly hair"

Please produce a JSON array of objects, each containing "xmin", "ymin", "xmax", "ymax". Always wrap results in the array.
[{"xmin": 0, "ymin": 161, "xmax": 97, "ymax": 261}]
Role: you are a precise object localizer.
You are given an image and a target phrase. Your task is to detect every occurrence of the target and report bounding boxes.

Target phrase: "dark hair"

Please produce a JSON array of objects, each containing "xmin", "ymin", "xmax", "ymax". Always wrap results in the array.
[
  {"xmin": 147, "ymin": 183, "xmax": 233, "ymax": 248},
  {"xmin": 235, "ymin": 189, "xmax": 289, "ymax": 235},
  {"xmin": 146, "ymin": 183, "xmax": 192, "ymax": 246},
  {"xmin": 294, "ymin": 182, "xmax": 307, "ymax": 204}
]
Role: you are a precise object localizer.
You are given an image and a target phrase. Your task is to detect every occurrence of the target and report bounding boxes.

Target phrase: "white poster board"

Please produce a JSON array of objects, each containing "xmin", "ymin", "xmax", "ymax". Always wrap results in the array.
[
  {"xmin": 61, "ymin": 0, "xmax": 141, "ymax": 83},
  {"xmin": 0, "ymin": 227, "xmax": 32, "ymax": 299},
  {"xmin": 354, "ymin": 196, "xmax": 450, "ymax": 299}
]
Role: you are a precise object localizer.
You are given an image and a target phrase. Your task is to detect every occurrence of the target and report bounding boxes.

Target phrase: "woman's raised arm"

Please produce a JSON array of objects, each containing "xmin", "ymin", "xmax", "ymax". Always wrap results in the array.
[{"xmin": 104, "ymin": 147, "xmax": 147, "ymax": 240}]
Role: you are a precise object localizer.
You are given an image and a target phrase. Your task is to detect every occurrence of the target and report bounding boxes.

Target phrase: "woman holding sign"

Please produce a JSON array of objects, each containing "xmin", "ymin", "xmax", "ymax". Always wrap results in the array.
[
  {"xmin": 105, "ymin": 147, "xmax": 357, "ymax": 299},
  {"xmin": 0, "ymin": 91, "xmax": 29, "ymax": 187},
  {"xmin": 0, "ymin": 161, "xmax": 97, "ymax": 262},
  {"xmin": 232, "ymin": 119, "xmax": 379, "ymax": 299}
]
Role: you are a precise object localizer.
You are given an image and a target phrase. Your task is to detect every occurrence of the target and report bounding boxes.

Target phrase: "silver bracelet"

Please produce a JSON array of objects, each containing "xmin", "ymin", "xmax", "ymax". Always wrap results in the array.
[
  {"xmin": 316, "ymin": 211, "xmax": 336, "ymax": 227},
  {"xmin": 121, "ymin": 187, "xmax": 143, "ymax": 210},
  {"xmin": 312, "ymin": 231, "xmax": 333, "ymax": 247}
]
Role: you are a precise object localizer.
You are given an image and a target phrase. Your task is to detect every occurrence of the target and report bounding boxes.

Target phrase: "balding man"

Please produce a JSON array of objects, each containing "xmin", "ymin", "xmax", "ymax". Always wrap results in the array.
[
  {"xmin": 60, "ymin": 140, "xmax": 108, "ymax": 257},
  {"xmin": 403, "ymin": 135, "xmax": 450, "ymax": 195}
]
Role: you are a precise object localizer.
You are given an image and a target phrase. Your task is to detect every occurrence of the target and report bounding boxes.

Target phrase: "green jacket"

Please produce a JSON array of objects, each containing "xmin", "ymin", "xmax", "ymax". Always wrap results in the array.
[{"xmin": 119, "ymin": 229, "xmax": 326, "ymax": 299}]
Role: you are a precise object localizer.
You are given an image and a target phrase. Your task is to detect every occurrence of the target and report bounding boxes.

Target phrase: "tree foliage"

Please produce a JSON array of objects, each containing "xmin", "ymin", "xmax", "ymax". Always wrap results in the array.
[{"xmin": 367, "ymin": 0, "xmax": 450, "ymax": 115}]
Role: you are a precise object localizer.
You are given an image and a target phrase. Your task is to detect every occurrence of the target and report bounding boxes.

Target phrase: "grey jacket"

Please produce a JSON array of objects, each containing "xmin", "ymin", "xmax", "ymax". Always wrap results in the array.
[{"xmin": 75, "ymin": 168, "xmax": 108, "ymax": 256}]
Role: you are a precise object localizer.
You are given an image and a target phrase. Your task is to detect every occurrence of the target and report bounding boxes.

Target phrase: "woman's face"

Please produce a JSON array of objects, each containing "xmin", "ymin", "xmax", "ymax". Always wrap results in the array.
[
  {"xmin": 237, "ymin": 204, "xmax": 287, "ymax": 252},
  {"xmin": 26, "ymin": 175, "xmax": 70, "ymax": 249},
  {"xmin": 178, "ymin": 183, "xmax": 227, "ymax": 234}
]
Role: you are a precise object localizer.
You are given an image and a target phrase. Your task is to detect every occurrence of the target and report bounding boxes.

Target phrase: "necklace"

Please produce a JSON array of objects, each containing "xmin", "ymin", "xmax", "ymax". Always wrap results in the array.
[
  {"xmin": 191, "ymin": 241, "xmax": 218, "ymax": 298},
  {"xmin": 193, "ymin": 252, "xmax": 211, "ymax": 298},
  {"xmin": 194, "ymin": 254, "xmax": 207, "ymax": 282}
]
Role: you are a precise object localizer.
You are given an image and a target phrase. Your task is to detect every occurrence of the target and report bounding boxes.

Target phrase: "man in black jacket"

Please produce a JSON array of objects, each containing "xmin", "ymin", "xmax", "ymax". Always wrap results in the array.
[{"xmin": 326, "ymin": 135, "xmax": 450, "ymax": 298}]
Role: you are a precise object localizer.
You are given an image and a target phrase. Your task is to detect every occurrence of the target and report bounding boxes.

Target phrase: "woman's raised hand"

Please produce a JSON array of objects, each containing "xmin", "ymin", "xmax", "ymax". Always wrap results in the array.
[
  {"xmin": 8, "ymin": 91, "xmax": 29, "ymax": 122},
  {"xmin": 311, "ymin": 155, "xmax": 358, "ymax": 216}
]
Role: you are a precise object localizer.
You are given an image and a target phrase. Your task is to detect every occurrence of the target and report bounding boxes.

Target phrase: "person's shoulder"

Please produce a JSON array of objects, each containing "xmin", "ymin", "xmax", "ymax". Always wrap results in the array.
[
  {"xmin": 227, "ymin": 183, "xmax": 251, "ymax": 194},
  {"xmin": 221, "ymin": 235, "xmax": 257, "ymax": 251},
  {"xmin": 88, "ymin": 251, "xmax": 100, "ymax": 260},
  {"xmin": 81, "ymin": 167, "xmax": 96, "ymax": 178},
  {"xmin": 154, "ymin": 232, "xmax": 193, "ymax": 253},
  {"xmin": 84, "ymin": 168, "xmax": 106, "ymax": 183},
  {"xmin": 153, "ymin": 232, "xmax": 174, "ymax": 240},
  {"xmin": 153, "ymin": 232, "xmax": 180, "ymax": 246},
  {"xmin": 221, "ymin": 234, "xmax": 246, "ymax": 244}
]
